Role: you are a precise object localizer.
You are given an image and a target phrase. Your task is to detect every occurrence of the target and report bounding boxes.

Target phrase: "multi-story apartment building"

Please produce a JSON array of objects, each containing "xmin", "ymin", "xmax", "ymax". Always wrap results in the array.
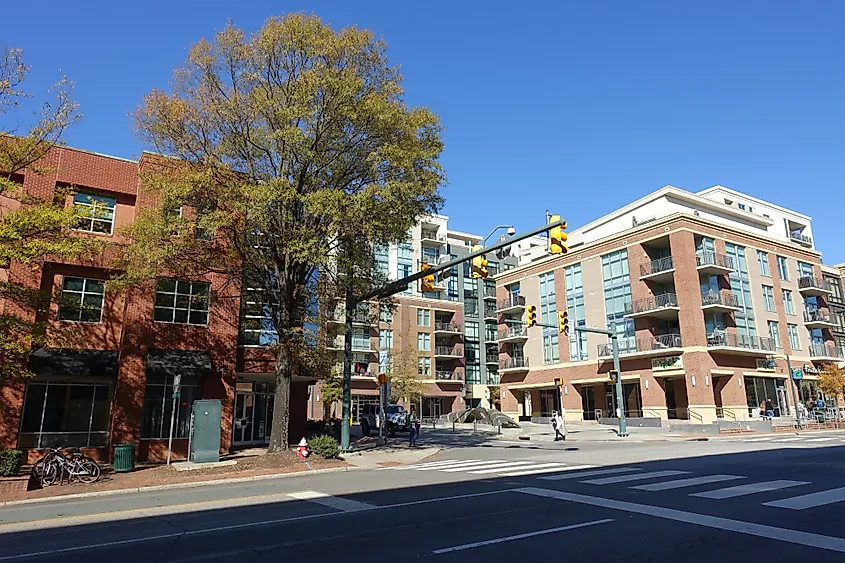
[
  {"xmin": 310, "ymin": 215, "xmax": 520, "ymax": 421},
  {"xmin": 495, "ymin": 185, "xmax": 844, "ymax": 424},
  {"xmin": 0, "ymin": 146, "xmax": 312, "ymax": 463}
]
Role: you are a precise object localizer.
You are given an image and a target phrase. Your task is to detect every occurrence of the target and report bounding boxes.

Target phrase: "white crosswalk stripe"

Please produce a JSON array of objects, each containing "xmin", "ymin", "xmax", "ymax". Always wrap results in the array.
[
  {"xmin": 539, "ymin": 467, "xmax": 640, "ymax": 481},
  {"xmin": 389, "ymin": 459, "xmax": 482, "ymax": 470},
  {"xmin": 775, "ymin": 437, "xmax": 803, "ymax": 442},
  {"xmin": 631, "ymin": 475, "xmax": 743, "ymax": 492},
  {"xmin": 583, "ymin": 470, "xmax": 689, "ymax": 485},
  {"xmin": 390, "ymin": 459, "xmax": 595, "ymax": 476},
  {"xmin": 693, "ymin": 480, "xmax": 809, "ymax": 499},
  {"xmin": 492, "ymin": 464, "xmax": 596, "ymax": 478},
  {"xmin": 439, "ymin": 461, "xmax": 530, "ymax": 473},
  {"xmin": 806, "ymin": 437, "xmax": 837, "ymax": 442},
  {"xmin": 462, "ymin": 462, "xmax": 539, "ymax": 474},
  {"xmin": 764, "ymin": 486, "xmax": 845, "ymax": 510}
]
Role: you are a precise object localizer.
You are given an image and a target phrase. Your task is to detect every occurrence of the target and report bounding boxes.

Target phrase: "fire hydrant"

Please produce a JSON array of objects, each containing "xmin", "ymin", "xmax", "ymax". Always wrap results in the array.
[{"xmin": 297, "ymin": 437, "xmax": 310, "ymax": 459}]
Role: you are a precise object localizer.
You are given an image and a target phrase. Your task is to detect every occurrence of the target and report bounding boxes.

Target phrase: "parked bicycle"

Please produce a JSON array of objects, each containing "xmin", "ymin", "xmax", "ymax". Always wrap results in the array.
[{"xmin": 33, "ymin": 447, "xmax": 100, "ymax": 485}]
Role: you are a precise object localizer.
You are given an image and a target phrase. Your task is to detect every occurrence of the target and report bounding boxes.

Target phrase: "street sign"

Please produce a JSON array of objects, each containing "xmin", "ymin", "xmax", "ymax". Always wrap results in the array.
[
  {"xmin": 791, "ymin": 368, "xmax": 804, "ymax": 381},
  {"xmin": 172, "ymin": 373, "xmax": 182, "ymax": 399}
]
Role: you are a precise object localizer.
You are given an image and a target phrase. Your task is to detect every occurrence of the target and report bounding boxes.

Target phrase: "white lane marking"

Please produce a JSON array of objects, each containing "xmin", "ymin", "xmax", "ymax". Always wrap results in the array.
[
  {"xmin": 764, "ymin": 487, "xmax": 845, "ymax": 510},
  {"xmin": 414, "ymin": 460, "xmax": 497, "ymax": 471},
  {"xmin": 744, "ymin": 437, "xmax": 775, "ymax": 442},
  {"xmin": 775, "ymin": 438, "xmax": 803, "ymax": 442},
  {"xmin": 693, "ymin": 480, "xmax": 809, "ymax": 500},
  {"xmin": 807, "ymin": 437, "xmax": 837, "ymax": 442},
  {"xmin": 439, "ymin": 461, "xmax": 526, "ymax": 473},
  {"xmin": 286, "ymin": 490, "xmax": 374, "ymax": 512},
  {"xmin": 517, "ymin": 487, "xmax": 845, "ymax": 553},
  {"xmin": 393, "ymin": 459, "xmax": 481, "ymax": 470},
  {"xmin": 466, "ymin": 462, "xmax": 541, "ymax": 474},
  {"xmin": 492, "ymin": 464, "xmax": 596, "ymax": 478},
  {"xmin": 539, "ymin": 467, "xmax": 639, "ymax": 481},
  {"xmin": 632, "ymin": 475, "xmax": 743, "ymax": 492},
  {"xmin": 432, "ymin": 518, "xmax": 614, "ymax": 554},
  {"xmin": 583, "ymin": 470, "xmax": 688, "ymax": 485}
]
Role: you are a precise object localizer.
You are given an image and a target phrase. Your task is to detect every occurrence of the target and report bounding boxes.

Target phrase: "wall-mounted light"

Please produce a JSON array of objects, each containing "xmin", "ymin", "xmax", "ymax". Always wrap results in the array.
[
  {"xmin": 739, "ymin": 377, "xmax": 743, "ymax": 387},
  {"xmin": 691, "ymin": 376, "xmax": 696, "ymax": 387},
  {"xmin": 705, "ymin": 375, "xmax": 710, "ymax": 386},
  {"xmin": 645, "ymin": 379, "xmax": 649, "ymax": 390},
  {"xmin": 564, "ymin": 385, "xmax": 568, "ymax": 395}
]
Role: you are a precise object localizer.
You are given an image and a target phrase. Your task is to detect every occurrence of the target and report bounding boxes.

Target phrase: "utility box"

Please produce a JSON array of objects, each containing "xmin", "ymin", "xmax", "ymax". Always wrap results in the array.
[{"xmin": 189, "ymin": 399, "xmax": 222, "ymax": 463}]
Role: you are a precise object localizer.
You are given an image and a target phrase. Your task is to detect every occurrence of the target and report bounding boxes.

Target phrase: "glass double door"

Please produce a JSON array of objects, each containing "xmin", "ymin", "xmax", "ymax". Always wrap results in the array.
[{"xmin": 233, "ymin": 392, "xmax": 274, "ymax": 445}]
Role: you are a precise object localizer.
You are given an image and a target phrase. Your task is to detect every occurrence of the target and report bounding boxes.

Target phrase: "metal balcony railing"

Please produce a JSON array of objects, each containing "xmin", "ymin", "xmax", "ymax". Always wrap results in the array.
[
  {"xmin": 497, "ymin": 295, "xmax": 526, "ymax": 311},
  {"xmin": 499, "ymin": 357, "xmax": 528, "ymax": 370},
  {"xmin": 421, "ymin": 229, "xmax": 445, "ymax": 242},
  {"xmin": 434, "ymin": 321, "xmax": 462, "ymax": 333},
  {"xmin": 598, "ymin": 333, "xmax": 682, "ymax": 357},
  {"xmin": 706, "ymin": 332, "xmax": 776, "ymax": 351},
  {"xmin": 435, "ymin": 371, "xmax": 461, "ymax": 381},
  {"xmin": 434, "ymin": 346, "xmax": 463, "ymax": 357},
  {"xmin": 498, "ymin": 325, "xmax": 527, "ymax": 340},
  {"xmin": 809, "ymin": 343, "xmax": 845, "ymax": 359},
  {"xmin": 329, "ymin": 311, "xmax": 373, "ymax": 324},
  {"xmin": 696, "ymin": 251, "xmax": 734, "ymax": 270},
  {"xmin": 701, "ymin": 291, "xmax": 740, "ymax": 308},
  {"xmin": 790, "ymin": 232, "xmax": 813, "ymax": 245},
  {"xmin": 482, "ymin": 286, "xmax": 497, "ymax": 299},
  {"xmin": 639, "ymin": 256, "xmax": 674, "ymax": 278},
  {"xmin": 804, "ymin": 309, "xmax": 833, "ymax": 324},
  {"xmin": 625, "ymin": 293, "xmax": 678, "ymax": 315},
  {"xmin": 798, "ymin": 276, "xmax": 829, "ymax": 292}
]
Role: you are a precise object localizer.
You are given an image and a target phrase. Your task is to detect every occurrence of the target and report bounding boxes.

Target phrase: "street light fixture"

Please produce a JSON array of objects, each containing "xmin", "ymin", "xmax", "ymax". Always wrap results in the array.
[{"xmin": 483, "ymin": 225, "xmax": 515, "ymax": 246}]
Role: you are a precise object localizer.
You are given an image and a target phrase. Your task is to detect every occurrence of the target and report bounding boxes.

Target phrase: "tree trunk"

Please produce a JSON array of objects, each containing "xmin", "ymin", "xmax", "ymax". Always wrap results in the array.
[{"xmin": 268, "ymin": 346, "xmax": 292, "ymax": 452}]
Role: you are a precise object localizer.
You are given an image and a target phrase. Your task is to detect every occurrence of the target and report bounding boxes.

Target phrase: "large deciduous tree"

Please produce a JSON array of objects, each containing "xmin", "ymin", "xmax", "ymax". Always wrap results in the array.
[
  {"xmin": 0, "ymin": 48, "xmax": 81, "ymax": 385},
  {"xmin": 117, "ymin": 14, "xmax": 444, "ymax": 450}
]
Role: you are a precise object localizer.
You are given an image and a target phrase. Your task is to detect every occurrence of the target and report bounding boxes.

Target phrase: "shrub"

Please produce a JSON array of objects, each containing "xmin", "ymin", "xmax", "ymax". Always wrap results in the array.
[
  {"xmin": 0, "ymin": 449, "xmax": 23, "ymax": 477},
  {"xmin": 308, "ymin": 434, "xmax": 340, "ymax": 459}
]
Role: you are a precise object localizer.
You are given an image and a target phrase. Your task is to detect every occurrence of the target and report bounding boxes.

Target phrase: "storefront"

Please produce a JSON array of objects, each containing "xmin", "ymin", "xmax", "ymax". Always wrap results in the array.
[
  {"xmin": 233, "ymin": 379, "xmax": 275, "ymax": 446},
  {"xmin": 743, "ymin": 375, "xmax": 789, "ymax": 417}
]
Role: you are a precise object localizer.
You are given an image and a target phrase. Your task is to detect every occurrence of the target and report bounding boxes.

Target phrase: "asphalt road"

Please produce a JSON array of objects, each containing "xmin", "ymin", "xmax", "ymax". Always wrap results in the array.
[{"xmin": 2, "ymin": 437, "xmax": 845, "ymax": 562}]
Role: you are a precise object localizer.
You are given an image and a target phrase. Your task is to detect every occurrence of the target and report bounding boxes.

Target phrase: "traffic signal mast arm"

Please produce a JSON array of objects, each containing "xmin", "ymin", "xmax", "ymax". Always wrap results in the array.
[{"xmin": 358, "ymin": 218, "xmax": 567, "ymax": 302}]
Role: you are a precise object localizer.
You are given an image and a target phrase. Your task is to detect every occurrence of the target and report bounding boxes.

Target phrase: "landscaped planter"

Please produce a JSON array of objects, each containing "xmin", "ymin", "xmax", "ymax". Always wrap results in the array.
[{"xmin": 0, "ymin": 475, "xmax": 32, "ymax": 495}]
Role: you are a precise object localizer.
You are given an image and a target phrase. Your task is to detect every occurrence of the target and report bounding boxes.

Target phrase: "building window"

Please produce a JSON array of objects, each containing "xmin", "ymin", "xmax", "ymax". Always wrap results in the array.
[
  {"xmin": 782, "ymin": 289, "xmax": 795, "ymax": 315},
  {"xmin": 351, "ymin": 328, "xmax": 371, "ymax": 350},
  {"xmin": 379, "ymin": 307, "xmax": 393, "ymax": 323},
  {"xmin": 565, "ymin": 264, "xmax": 587, "ymax": 361},
  {"xmin": 239, "ymin": 288, "xmax": 278, "ymax": 345},
  {"xmin": 762, "ymin": 285, "xmax": 776, "ymax": 313},
  {"xmin": 418, "ymin": 357, "xmax": 431, "ymax": 376},
  {"xmin": 58, "ymin": 277, "xmax": 105, "ymax": 323},
  {"xmin": 379, "ymin": 329, "xmax": 393, "ymax": 350},
  {"xmin": 825, "ymin": 275, "xmax": 843, "ymax": 305},
  {"xmin": 18, "ymin": 381, "xmax": 112, "ymax": 448},
  {"xmin": 777, "ymin": 256, "xmax": 789, "ymax": 281},
  {"xmin": 465, "ymin": 342, "xmax": 480, "ymax": 364},
  {"xmin": 464, "ymin": 300, "xmax": 478, "ymax": 317},
  {"xmin": 509, "ymin": 283, "xmax": 520, "ymax": 300},
  {"xmin": 768, "ymin": 321, "xmax": 781, "ymax": 349},
  {"xmin": 154, "ymin": 279, "xmax": 210, "ymax": 325},
  {"xmin": 463, "ymin": 278, "xmax": 478, "ymax": 299},
  {"xmin": 602, "ymin": 250, "xmax": 634, "ymax": 352},
  {"xmin": 465, "ymin": 321, "xmax": 479, "ymax": 340},
  {"xmin": 797, "ymin": 261, "xmax": 814, "ymax": 279},
  {"xmin": 374, "ymin": 244, "xmax": 390, "ymax": 279},
  {"xmin": 757, "ymin": 251, "xmax": 770, "ymax": 277},
  {"xmin": 73, "ymin": 192, "xmax": 116, "ymax": 234},
  {"xmin": 142, "ymin": 375, "xmax": 200, "ymax": 439},
  {"xmin": 417, "ymin": 332, "xmax": 431, "ymax": 352},
  {"xmin": 726, "ymin": 243, "xmax": 757, "ymax": 340},
  {"xmin": 539, "ymin": 271, "xmax": 559, "ymax": 365},
  {"xmin": 787, "ymin": 324, "xmax": 800, "ymax": 350},
  {"xmin": 465, "ymin": 365, "xmax": 481, "ymax": 384},
  {"xmin": 417, "ymin": 309, "xmax": 430, "ymax": 326},
  {"xmin": 397, "ymin": 242, "xmax": 413, "ymax": 294}
]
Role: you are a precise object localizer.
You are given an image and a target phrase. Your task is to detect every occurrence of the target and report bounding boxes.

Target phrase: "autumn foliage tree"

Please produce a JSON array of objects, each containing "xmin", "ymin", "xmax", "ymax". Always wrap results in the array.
[
  {"xmin": 0, "ymin": 48, "xmax": 82, "ymax": 385},
  {"xmin": 116, "ymin": 15, "xmax": 444, "ymax": 450},
  {"xmin": 818, "ymin": 364, "xmax": 845, "ymax": 404}
]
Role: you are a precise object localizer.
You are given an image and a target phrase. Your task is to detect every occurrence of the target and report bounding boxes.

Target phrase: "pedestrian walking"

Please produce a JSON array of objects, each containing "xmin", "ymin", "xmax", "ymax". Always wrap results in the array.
[
  {"xmin": 765, "ymin": 397, "xmax": 774, "ymax": 420},
  {"xmin": 551, "ymin": 410, "xmax": 566, "ymax": 441},
  {"xmin": 409, "ymin": 407, "xmax": 419, "ymax": 447}
]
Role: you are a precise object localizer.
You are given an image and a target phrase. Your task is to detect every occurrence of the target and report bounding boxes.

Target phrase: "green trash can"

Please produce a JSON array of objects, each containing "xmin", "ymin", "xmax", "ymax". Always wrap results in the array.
[{"xmin": 113, "ymin": 443, "xmax": 135, "ymax": 473}]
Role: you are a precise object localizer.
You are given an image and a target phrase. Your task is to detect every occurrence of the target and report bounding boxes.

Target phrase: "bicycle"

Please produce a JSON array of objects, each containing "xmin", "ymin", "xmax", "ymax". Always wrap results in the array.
[{"xmin": 38, "ymin": 448, "xmax": 100, "ymax": 486}]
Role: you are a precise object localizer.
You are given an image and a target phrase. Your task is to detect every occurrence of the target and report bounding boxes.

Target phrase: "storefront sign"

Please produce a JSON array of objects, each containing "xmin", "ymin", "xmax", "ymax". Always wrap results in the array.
[
  {"xmin": 803, "ymin": 364, "xmax": 823, "ymax": 375},
  {"xmin": 652, "ymin": 356, "xmax": 683, "ymax": 371},
  {"xmin": 792, "ymin": 368, "xmax": 804, "ymax": 381}
]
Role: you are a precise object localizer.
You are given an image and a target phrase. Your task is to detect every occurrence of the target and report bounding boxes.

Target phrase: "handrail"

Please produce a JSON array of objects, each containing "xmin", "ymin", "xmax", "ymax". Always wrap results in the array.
[
  {"xmin": 706, "ymin": 332, "xmax": 776, "ymax": 351},
  {"xmin": 598, "ymin": 333, "xmax": 682, "ymax": 357},
  {"xmin": 626, "ymin": 293, "xmax": 678, "ymax": 314},
  {"xmin": 689, "ymin": 410, "xmax": 703, "ymax": 424},
  {"xmin": 804, "ymin": 309, "xmax": 832, "ymax": 323},
  {"xmin": 701, "ymin": 291, "xmax": 739, "ymax": 308},
  {"xmin": 798, "ymin": 276, "xmax": 829, "ymax": 292},
  {"xmin": 497, "ymin": 295, "xmax": 526, "ymax": 310},
  {"xmin": 640, "ymin": 256, "xmax": 674, "ymax": 277},
  {"xmin": 434, "ymin": 346, "xmax": 463, "ymax": 356},
  {"xmin": 696, "ymin": 251, "xmax": 734, "ymax": 270},
  {"xmin": 499, "ymin": 357, "xmax": 528, "ymax": 370},
  {"xmin": 434, "ymin": 321, "xmax": 462, "ymax": 332}
]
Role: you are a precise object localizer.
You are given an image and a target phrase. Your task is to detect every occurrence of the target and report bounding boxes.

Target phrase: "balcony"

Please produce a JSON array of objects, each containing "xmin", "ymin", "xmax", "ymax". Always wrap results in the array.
[
  {"xmin": 598, "ymin": 333, "xmax": 683, "ymax": 359},
  {"xmin": 327, "ymin": 311, "xmax": 374, "ymax": 325},
  {"xmin": 482, "ymin": 286, "xmax": 497, "ymax": 300},
  {"xmin": 351, "ymin": 341, "xmax": 376, "ymax": 353},
  {"xmin": 497, "ymin": 295, "xmax": 526, "ymax": 315},
  {"xmin": 809, "ymin": 343, "xmax": 845, "ymax": 361},
  {"xmin": 483, "ymin": 306, "xmax": 498, "ymax": 321},
  {"xmin": 706, "ymin": 332, "xmax": 776, "ymax": 356},
  {"xmin": 790, "ymin": 232, "xmax": 813, "ymax": 248},
  {"xmin": 624, "ymin": 293, "xmax": 679, "ymax": 320},
  {"xmin": 434, "ymin": 345, "xmax": 463, "ymax": 358},
  {"xmin": 639, "ymin": 256, "xmax": 675, "ymax": 283},
  {"xmin": 798, "ymin": 276, "xmax": 832, "ymax": 297},
  {"xmin": 435, "ymin": 371, "xmax": 462, "ymax": 382},
  {"xmin": 696, "ymin": 251, "xmax": 734, "ymax": 275},
  {"xmin": 499, "ymin": 356, "xmax": 529, "ymax": 373},
  {"xmin": 420, "ymin": 229, "xmax": 447, "ymax": 246},
  {"xmin": 498, "ymin": 325, "xmax": 528, "ymax": 343},
  {"xmin": 434, "ymin": 322, "xmax": 463, "ymax": 335},
  {"xmin": 700, "ymin": 291, "xmax": 741, "ymax": 313},
  {"xmin": 804, "ymin": 309, "xmax": 837, "ymax": 329}
]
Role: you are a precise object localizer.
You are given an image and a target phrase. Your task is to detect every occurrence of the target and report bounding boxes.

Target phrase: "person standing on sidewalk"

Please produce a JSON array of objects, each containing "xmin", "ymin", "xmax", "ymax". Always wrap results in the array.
[
  {"xmin": 408, "ymin": 406, "xmax": 419, "ymax": 447},
  {"xmin": 551, "ymin": 411, "xmax": 566, "ymax": 441}
]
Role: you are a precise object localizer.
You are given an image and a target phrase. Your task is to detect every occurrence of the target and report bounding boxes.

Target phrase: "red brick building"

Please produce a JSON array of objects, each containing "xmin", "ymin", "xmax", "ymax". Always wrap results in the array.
[{"xmin": 0, "ymin": 146, "xmax": 310, "ymax": 463}]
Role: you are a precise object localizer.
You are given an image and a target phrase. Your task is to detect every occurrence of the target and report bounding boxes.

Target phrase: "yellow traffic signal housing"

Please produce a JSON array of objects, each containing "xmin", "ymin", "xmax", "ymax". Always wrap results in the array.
[
  {"xmin": 420, "ymin": 262, "xmax": 436, "ymax": 293},
  {"xmin": 558, "ymin": 310, "xmax": 569, "ymax": 335},
  {"xmin": 471, "ymin": 244, "xmax": 489, "ymax": 278},
  {"xmin": 526, "ymin": 305, "xmax": 537, "ymax": 327},
  {"xmin": 549, "ymin": 214, "xmax": 569, "ymax": 254}
]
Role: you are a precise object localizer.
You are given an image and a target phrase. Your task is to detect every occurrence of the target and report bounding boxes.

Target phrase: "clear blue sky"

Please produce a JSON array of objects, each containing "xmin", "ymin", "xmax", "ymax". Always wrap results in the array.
[{"xmin": 5, "ymin": 1, "xmax": 844, "ymax": 263}]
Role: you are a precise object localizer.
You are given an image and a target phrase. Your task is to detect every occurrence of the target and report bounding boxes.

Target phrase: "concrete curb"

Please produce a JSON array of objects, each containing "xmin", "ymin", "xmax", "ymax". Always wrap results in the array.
[{"xmin": 0, "ymin": 465, "xmax": 357, "ymax": 508}]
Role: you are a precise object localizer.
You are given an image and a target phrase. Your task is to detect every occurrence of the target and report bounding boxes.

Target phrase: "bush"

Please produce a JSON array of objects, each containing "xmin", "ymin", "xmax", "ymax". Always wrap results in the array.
[
  {"xmin": 0, "ymin": 449, "xmax": 23, "ymax": 477},
  {"xmin": 308, "ymin": 434, "xmax": 340, "ymax": 459}
]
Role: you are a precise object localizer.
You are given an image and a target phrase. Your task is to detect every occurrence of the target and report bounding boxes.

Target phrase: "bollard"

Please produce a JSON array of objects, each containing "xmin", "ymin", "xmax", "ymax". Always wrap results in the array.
[
  {"xmin": 433, "ymin": 420, "xmax": 436, "ymax": 430},
  {"xmin": 473, "ymin": 420, "xmax": 477, "ymax": 433},
  {"xmin": 452, "ymin": 420, "xmax": 456, "ymax": 432},
  {"xmin": 497, "ymin": 422, "xmax": 501, "ymax": 435}
]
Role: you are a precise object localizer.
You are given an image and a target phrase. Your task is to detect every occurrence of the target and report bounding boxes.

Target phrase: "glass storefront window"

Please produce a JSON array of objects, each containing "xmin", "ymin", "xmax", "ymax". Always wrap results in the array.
[{"xmin": 19, "ymin": 381, "xmax": 112, "ymax": 448}]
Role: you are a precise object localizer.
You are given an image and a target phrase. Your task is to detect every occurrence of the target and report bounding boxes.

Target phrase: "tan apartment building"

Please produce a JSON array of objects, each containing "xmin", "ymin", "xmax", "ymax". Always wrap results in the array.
[{"xmin": 494, "ymin": 185, "xmax": 844, "ymax": 425}]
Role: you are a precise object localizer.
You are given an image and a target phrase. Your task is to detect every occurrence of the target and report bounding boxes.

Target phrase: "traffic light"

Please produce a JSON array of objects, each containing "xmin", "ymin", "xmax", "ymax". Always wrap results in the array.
[
  {"xmin": 420, "ymin": 262, "xmax": 436, "ymax": 293},
  {"xmin": 549, "ymin": 214, "xmax": 569, "ymax": 254},
  {"xmin": 471, "ymin": 244, "xmax": 488, "ymax": 278},
  {"xmin": 609, "ymin": 370, "xmax": 619, "ymax": 382},
  {"xmin": 526, "ymin": 305, "xmax": 537, "ymax": 327},
  {"xmin": 558, "ymin": 310, "xmax": 569, "ymax": 335}
]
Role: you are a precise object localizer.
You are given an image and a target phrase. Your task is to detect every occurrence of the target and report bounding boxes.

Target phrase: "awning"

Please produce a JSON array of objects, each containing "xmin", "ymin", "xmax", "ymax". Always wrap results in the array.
[
  {"xmin": 146, "ymin": 349, "xmax": 211, "ymax": 380},
  {"xmin": 30, "ymin": 348, "xmax": 118, "ymax": 379}
]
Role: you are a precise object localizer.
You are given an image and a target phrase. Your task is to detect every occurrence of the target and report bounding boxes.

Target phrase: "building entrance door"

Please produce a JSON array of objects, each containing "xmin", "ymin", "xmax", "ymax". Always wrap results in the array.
[{"xmin": 233, "ymin": 392, "xmax": 274, "ymax": 446}]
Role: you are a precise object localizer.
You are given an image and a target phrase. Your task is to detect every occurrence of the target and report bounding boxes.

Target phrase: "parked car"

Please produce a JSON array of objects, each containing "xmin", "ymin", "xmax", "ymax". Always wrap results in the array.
[{"xmin": 360, "ymin": 404, "xmax": 411, "ymax": 437}]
